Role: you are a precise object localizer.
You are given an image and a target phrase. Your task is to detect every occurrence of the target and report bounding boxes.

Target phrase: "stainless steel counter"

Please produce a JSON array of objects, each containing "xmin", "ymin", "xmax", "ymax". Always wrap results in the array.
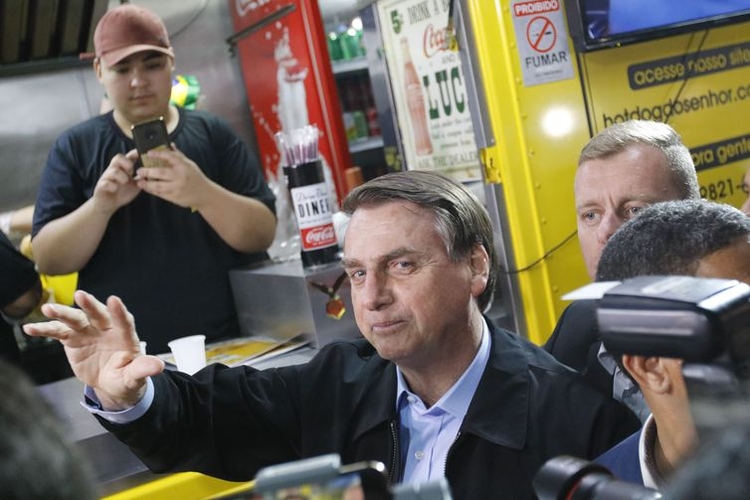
[{"xmin": 38, "ymin": 376, "xmax": 163, "ymax": 496}]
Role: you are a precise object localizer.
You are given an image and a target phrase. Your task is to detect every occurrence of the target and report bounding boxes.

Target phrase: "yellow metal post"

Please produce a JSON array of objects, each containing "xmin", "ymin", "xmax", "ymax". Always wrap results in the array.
[{"xmin": 462, "ymin": 0, "xmax": 591, "ymax": 343}]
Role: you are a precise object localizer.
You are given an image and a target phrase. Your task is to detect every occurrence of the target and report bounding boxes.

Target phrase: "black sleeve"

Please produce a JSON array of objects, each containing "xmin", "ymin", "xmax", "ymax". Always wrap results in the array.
[
  {"xmin": 96, "ymin": 362, "xmax": 302, "ymax": 481},
  {"xmin": 0, "ymin": 232, "xmax": 38, "ymax": 309}
]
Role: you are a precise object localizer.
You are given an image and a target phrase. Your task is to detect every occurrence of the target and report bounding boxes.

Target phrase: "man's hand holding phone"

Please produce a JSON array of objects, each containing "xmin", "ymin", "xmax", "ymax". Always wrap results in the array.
[
  {"xmin": 135, "ymin": 146, "xmax": 211, "ymax": 210},
  {"xmin": 92, "ymin": 150, "xmax": 142, "ymax": 214},
  {"xmin": 131, "ymin": 118, "xmax": 210, "ymax": 210}
]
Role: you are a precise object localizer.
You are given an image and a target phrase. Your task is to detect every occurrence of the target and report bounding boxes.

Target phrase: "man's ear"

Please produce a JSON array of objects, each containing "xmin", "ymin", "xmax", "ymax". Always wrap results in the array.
[
  {"xmin": 622, "ymin": 354, "xmax": 671, "ymax": 394},
  {"xmin": 469, "ymin": 243, "xmax": 489, "ymax": 297},
  {"xmin": 94, "ymin": 59, "xmax": 103, "ymax": 81}
]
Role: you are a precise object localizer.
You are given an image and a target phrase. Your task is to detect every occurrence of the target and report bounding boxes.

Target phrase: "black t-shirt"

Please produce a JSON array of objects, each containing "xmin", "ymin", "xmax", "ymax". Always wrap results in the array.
[{"xmin": 33, "ymin": 109, "xmax": 276, "ymax": 353}]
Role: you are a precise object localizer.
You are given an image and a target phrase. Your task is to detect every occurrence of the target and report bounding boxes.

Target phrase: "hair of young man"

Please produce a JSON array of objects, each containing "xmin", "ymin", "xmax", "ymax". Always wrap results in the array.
[
  {"xmin": 342, "ymin": 171, "xmax": 499, "ymax": 312},
  {"xmin": 595, "ymin": 199, "xmax": 750, "ymax": 282},
  {"xmin": 579, "ymin": 120, "xmax": 701, "ymax": 200}
]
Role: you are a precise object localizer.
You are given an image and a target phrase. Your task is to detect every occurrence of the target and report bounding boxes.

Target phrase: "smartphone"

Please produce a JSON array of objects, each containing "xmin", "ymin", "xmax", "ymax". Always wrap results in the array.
[
  {"xmin": 214, "ymin": 455, "xmax": 392, "ymax": 500},
  {"xmin": 131, "ymin": 116, "xmax": 171, "ymax": 170}
]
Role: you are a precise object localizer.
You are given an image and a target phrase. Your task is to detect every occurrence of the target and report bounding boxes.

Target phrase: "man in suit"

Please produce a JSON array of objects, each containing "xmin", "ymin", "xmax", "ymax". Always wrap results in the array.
[
  {"xmin": 23, "ymin": 170, "xmax": 639, "ymax": 499},
  {"xmin": 544, "ymin": 120, "xmax": 700, "ymax": 419},
  {"xmin": 593, "ymin": 199, "xmax": 750, "ymax": 489}
]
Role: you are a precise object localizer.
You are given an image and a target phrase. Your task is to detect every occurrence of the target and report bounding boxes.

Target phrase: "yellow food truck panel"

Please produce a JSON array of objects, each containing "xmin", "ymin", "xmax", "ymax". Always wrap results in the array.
[{"xmin": 457, "ymin": 0, "xmax": 750, "ymax": 343}]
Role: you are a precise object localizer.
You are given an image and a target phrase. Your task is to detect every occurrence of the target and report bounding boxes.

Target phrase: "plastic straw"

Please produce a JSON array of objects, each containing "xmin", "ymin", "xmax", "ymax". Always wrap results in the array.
[{"xmin": 275, "ymin": 125, "xmax": 320, "ymax": 166}]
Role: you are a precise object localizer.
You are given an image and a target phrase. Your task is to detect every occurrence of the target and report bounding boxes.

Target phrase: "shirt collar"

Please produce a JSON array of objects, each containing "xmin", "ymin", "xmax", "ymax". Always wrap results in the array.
[
  {"xmin": 396, "ymin": 319, "xmax": 491, "ymax": 419},
  {"xmin": 639, "ymin": 413, "xmax": 662, "ymax": 489},
  {"xmin": 597, "ymin": 343, "xmax": 617, "ymax": 375}
]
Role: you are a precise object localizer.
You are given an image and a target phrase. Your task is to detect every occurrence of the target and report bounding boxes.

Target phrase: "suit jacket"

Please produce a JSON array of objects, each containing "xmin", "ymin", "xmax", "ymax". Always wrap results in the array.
[
  {"xmin": 99, "ymin": 320, "xmax": 640, "ymax": 499},
  {"xmin": 544, "ymin": 299, "xmax": 614, "ymax": 396},
  {"xmin": 595, "ymin": 429, "xmax": 644, "ymax": 486}
]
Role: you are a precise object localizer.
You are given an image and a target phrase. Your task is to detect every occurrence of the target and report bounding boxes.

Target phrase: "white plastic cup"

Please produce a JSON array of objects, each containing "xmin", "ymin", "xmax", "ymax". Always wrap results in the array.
[{"xmin": 167, "ymin": 335, "xmax": 207, "ymax": 375}]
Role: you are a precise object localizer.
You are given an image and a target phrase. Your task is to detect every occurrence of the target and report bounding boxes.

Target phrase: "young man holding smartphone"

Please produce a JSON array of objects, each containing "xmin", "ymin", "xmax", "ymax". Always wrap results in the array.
[{"xmin": 31, "ymin": 5, "xmax": 276, "ymax": 354}]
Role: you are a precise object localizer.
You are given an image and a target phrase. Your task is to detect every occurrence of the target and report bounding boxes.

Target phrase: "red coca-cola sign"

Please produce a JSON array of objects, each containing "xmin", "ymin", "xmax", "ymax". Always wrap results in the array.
[{"xmin": 301, "ymin": 224, "xmax": 337, "ymax": 250}]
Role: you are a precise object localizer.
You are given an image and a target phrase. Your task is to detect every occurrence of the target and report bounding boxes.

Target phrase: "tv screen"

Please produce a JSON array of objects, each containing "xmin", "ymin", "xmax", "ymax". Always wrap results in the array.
[{"xmin": 565, "ymin": 0, "xmax": 750, "ymax": 52}]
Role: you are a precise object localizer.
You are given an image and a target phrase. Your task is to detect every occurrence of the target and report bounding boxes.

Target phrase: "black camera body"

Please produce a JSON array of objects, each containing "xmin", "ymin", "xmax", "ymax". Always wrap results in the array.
[{"xmin": 596, "ymin": 276, "xmax": 750, "ymax": 380}]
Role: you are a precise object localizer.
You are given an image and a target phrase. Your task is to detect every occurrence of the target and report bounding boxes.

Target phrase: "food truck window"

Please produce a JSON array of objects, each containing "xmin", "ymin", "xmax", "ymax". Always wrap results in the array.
[{"xmin": 564, "ymin": 0, "xmax": 750, "ymax": 52}]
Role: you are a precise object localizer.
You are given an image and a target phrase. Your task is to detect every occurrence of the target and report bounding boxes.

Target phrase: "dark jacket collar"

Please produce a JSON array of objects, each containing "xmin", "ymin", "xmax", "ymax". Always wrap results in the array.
[{"xmin": 351, "ymin": 319, "xmax": 531, "ymax": 450}]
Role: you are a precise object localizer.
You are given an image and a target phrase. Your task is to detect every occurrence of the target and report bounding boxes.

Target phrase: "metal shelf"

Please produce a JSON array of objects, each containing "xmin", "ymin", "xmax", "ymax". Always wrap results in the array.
[
  {"xmin": 332, "ymin": 56, "xmax": 368, "ymax": 75},
  {"xmin": 348, "ymin": 135, "xmax": 383, "ymax": 153}
]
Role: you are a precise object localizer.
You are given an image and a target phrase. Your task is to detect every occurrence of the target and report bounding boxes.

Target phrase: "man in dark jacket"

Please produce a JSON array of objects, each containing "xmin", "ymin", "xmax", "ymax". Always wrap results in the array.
[
  {"xmin": 25, "ymin": 171, "xmax": 638, "ymax": 498},
  {"xmin": 544, "ymin": 120, "xmax": 700, "ymax": 419}
]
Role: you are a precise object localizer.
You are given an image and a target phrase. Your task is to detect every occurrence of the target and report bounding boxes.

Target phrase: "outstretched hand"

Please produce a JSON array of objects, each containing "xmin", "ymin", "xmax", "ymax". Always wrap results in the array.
[{"xmin": 23, "ymin": 290, "xmax": 164, "ymax": 411}]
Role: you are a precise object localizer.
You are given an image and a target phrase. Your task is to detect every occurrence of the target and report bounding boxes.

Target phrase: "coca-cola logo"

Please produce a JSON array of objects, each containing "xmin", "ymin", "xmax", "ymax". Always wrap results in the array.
[
  {"xmin": 306, "ymin": 226, "xmax": 335, "ymax": 244},
  {"xmin": 423, "ymin": 24, "xmax": 449, "ymax": 58}
]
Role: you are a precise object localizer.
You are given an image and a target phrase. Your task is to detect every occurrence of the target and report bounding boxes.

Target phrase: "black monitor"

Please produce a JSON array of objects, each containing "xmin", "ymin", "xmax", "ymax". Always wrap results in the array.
[{"xmin": 564, "ymin": 0, "xmax": 750, "ymax": 52}]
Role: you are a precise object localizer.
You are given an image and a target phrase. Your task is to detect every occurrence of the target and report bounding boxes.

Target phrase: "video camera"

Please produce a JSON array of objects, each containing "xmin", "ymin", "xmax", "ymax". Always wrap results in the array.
[{"xmin": 596, "ymin": 275, "xmax": 750, "ymax": 385}]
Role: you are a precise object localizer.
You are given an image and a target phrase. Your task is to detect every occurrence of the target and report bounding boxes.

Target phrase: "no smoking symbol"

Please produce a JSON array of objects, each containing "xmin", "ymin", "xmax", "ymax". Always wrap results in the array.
[{"xmin": 526, "ymin": 16, "xmax": 556, "ymax": 53}]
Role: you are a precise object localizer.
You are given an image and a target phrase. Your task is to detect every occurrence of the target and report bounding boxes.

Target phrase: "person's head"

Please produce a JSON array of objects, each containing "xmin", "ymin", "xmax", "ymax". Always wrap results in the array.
[
  {"xmin": 596, "ymin": 199, "xmax": 750, "ymax": 475},
  {"xmin": 0, "ymin": 360, "xmax": 96, "ymax": 499},
  {"xmin": 741, "ymin": 168, "xmax": 750, "ymax": 216},
  {"xmin": 341, "ymin": 171, "xmax": 498, "ymax": 369},
  {"xmin": 90, "ymin": 4, "xmax": 175, "ymax": 126},
  {"xmin": 596, "ymin": 199, "xmax": 750, "ymax": 284},
  {"xmin": 575, "ymin": 120, "xmax": 699, "ymax": 279}
]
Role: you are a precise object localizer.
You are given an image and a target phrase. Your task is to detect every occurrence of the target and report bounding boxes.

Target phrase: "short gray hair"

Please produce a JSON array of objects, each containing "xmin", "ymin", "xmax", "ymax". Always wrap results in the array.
[{"xmin": 580, "ymin": 120, "xmax": 700, "ymax": 200}]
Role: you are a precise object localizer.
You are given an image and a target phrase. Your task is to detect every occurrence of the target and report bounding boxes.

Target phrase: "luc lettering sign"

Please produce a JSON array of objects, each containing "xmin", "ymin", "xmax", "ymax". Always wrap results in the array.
[{"xmin": 377, "ymin": 0, "xmax": 481, "ymax": 181}]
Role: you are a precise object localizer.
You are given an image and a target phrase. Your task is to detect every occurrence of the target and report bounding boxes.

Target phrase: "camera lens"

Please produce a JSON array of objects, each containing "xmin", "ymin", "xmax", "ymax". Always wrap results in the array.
[
  {"xmin": 146, "ymin": 131, "xmax": 156, "ymax": 141},
  {"xmin": 534, "ymin": 456, "xmax": 662, "ymax": 500},
  {"xmin": 534, "ymin": 456, "xmax": 611, "ymax": 499}
]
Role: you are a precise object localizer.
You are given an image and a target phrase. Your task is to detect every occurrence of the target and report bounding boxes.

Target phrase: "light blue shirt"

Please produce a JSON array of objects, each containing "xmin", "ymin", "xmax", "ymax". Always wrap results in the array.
[
  {"xmin": 83, "ymin": 378, "xmax": 154, "ymax": 423},
  {"xmin": 396, "ymin": 319, "xmax": 490, "ymax": 485}
]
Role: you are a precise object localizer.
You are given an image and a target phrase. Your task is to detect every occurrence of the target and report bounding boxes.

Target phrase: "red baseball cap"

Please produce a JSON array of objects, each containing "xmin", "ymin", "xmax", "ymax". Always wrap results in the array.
[{"xmin": 83, "ymin": 4, "xmax": 175, "ymax": 66}]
